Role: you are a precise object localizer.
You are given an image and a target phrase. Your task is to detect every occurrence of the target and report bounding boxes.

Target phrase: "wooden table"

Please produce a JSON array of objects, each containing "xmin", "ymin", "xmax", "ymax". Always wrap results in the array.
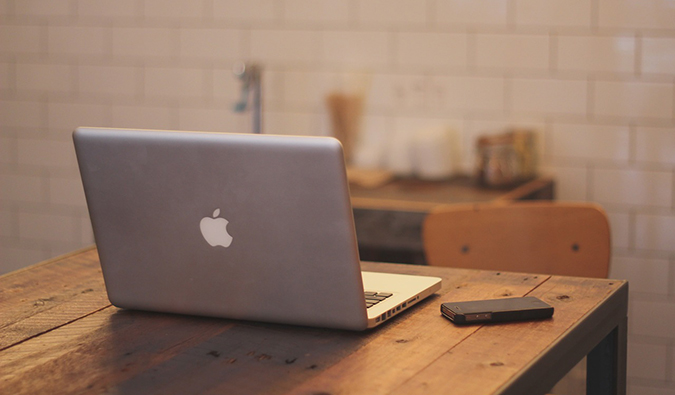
[
  {"xmin": 350, "ymin": 176, "xmax": 555, "ymax": 264},
  {"xmin": 0, "ymin": 247, "xmax": 626, "ymax": 395}
]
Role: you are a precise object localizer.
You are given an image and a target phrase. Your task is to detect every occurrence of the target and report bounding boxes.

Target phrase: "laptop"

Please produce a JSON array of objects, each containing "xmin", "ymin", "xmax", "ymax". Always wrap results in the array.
[{"xmin": 73, "ymin": 127, "xmax": 441, "ymax": 330}]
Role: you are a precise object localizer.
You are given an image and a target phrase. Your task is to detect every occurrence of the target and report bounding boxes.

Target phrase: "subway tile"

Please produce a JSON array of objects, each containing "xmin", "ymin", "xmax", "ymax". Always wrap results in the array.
[
  {"xmin": 78, "ymin": 65, "xmax": 137, "ymax": 97},
  {"xmin": 0, "ymin": 62, "xmax": 11, "ymax": 91},
  {"xmin": 511, "ymin": 78, "xmax": 587, "ymax": 115},
  {"xmin": 606, "ymin": 211, "xmax": 630, "ymax": 249},
  {"xmin": 550, "ymin": 124, "xmax": 630, "ymax": 161},
  {"xmin": 322, "ymin": 31, "xmax": 390, "ymax": 67},
  {"xmin": 178, "ymin": 107, "xmax": 246, "ymax": 133},
  {"xmin": 49, "ymin": 176, "xmax": 86, "ymax": 207},
  {"xmin": 372, "ymin": 74, "xmax": 427, "ymax": 111},
  {"xmin": 284, "ymin": 0, "xmax": 350, "ymax": 24},
  {"xmin": 212, "ymin": 0, "xmax": 278, "ymax": 22},
  {"xmin": 15, "ymin": 0, "xmax": 73, "ymax": 17},
  {"xmin": 593, "ymin": 80, "xmax": 674, "ymax": 120},
  {"xmin": 557, "ymin": 36, "xmax": 636, "ymax": 74},
  {"xmin": 635, "ymin": 126, "xmax": 675, "ymax": 165},
  {"xmin": 548, "ymin": 166, "xmax": 588, "ymax": 201},
  {"xmin": 356, "ymin": 0, "xmax": 427, "ymax": 27},
  {"xmin": 144, "ymin": 67, "xmax": 206, "ymax": 99},
  {"xmin": 283, "ymin": 71, "xmax": 338, "ymax": 109},
  {"xmin": 626, "ymin": 342, "xmax": 667, "ymax": 380},
  {"xmin": 18, "ymin": 211, "xmax": 78, "ymax": 243},
  {"xmin": 515, "ymin": 0, "xmax": 592, "ymax": 27},
  {"xmin": 111, "ymin": 105, "xmax": 174, "ymax": 131},
  {"xmin": 262, "ymin": 111, "xmax": 315, "ymax": 136},
  {"xmin": 609, "ymin": 256, "xmax": 669, "ymax": 294},
  {"xmin": 0, "ymin": 245, "xmax": 48, "ymax": 275},
  {"xmin": 0, "ymin": 25, "xmax": 42, "ymax": 54},
  {"xmin": 631, "ymin": 300, "xmax": 675, "ymax": 338},
  {"xmin": 143, "ymin": 0, "xmax": 205, "ymax": 19},
  {"xmin": 48, "ymin": 102, "xmax": 110, "ymax": 132},
  {"xmin": 395, "ymin": 32, "xmax": 467, "ymax": 70},
  {"xmin": 48, "ymin": 26, "xmax": 107, "ymax": 56},
  {"xmin": 0, "ymin": 173, "xmax": 43, "ymax": 203},
  {"xmin": 77, "ymin": 0, "xmax": 138, "ymax": 18},
  {"xmin": 598, "ymin": 0, "xmax": 675, "ymax": 30},
  {"xmin": 251, "ymin": 30, "xmax": 319, "ymax": 65},
  {"xmin": 628, "ymin": 385, "xmax": 675, "ymax": 395},
  {"xmin": 435, "ymin": 0, "xmax": 508, "ymax": 27},
  {"xmin": 593, "ymin": 168, "xmax": 672, "ymax": 207},
  {"xmin": 352, "ymin": 115, "xmax": 389, "ymax": 169},
  {"xmin": 179, "ymin": 28, "xmax": 242, "ymax": 61},
  {"xmin": 0, "ymin": 208, "xmax": 11, "ymax": 238},
  {"xmin": 0, "ymin": 137, "xmax": 13, "ymax": 164},
  {"xmin": 475, "ymin": 34, "xmax": 549, "ymax": 71},
  {"xmin": 642, "ymin": 37, "xmax": 675, "ymax": 75},
  {"xmin": 0, "ymin": 100, "xmax": 45, "ymax": 129},
  {"xmin": 16, "ymin": 63, "xmax": 73, "ymax": 93},
  {"xmin": 112, "ymin": 27, "xmax": 174, "ymax": 58},
  {"xmin": 213, "ymin": 68, "xmax": 245, "ymax": 101},
  {"xmin": 431, "ymin": 75, "xmax": 505, "ymax": 112},
  {"xmin": 635, "ymin": 214, "xmax": 675, "ymax": 252},
  {"xmin": 17, "ymin": 138, "xmax": 76, "ymax": 168}
]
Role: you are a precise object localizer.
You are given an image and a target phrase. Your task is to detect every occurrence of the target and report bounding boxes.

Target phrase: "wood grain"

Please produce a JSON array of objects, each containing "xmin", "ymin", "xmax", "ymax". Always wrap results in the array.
[
  {"xmin": 0, "ymin": 247, "xmax": 109, "ymax": 350},
  {"xmin": 389, "ymin": 276, "xmax": 623, "ymax": 395},
  {"xmin": 0, "ymin": 249, "xmax": 626, "ymax": 395},
  {"xmin": 285, "ymin": 271, "xmax": 549, "ymax": 395}
]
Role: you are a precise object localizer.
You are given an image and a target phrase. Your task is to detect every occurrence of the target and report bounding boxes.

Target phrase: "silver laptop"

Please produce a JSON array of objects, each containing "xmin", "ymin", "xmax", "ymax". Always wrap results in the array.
[{"xmin": 73, "ymin": 127, "xmax": 441, "ymax": 330}]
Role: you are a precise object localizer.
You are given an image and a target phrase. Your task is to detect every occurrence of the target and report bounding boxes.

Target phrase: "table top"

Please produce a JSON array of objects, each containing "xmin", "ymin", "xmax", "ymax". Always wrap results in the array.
[
  {"xmin": 350, "ymin": 175, "xmax": 555, "ymax": 211},
  {"xmin": 0, "ymin": 247, "xmax": 627, "ymax": 395}
]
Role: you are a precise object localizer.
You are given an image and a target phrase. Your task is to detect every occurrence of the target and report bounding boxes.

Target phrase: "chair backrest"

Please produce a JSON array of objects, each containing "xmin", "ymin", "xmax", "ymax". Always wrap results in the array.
[{"xmin": 422, "ymin": 202, "xmax": 610, "ymax": 278}]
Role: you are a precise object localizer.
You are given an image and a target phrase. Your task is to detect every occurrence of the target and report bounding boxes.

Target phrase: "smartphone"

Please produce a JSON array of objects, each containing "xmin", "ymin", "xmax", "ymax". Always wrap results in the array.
[{"xmin": 441, "ymin": 296, "xmax": 554, "ymax": 324}]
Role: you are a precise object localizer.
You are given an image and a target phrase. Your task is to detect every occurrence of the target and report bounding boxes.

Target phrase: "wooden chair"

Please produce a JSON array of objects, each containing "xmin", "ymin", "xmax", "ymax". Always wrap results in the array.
[{"xmin": 422, "ymin": 202, "xmax": 610, "ymax": 278}]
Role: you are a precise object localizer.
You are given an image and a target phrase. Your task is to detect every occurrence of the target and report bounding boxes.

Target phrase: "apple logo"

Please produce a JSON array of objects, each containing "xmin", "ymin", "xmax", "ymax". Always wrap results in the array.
[{"xmin": 199, "ymin": 208, "xmax": 233, "ymax": 248}]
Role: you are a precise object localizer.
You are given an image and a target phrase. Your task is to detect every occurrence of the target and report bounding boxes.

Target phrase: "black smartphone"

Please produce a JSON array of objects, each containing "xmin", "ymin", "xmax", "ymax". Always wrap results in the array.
[{"xmin": 441, "ymin": 296, "xmax": 554, "ymax": 324}]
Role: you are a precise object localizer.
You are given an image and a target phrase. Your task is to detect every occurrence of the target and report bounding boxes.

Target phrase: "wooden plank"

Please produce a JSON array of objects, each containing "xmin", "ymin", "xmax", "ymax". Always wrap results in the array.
[
  {"xmin": 388, "ymin": 276, "xmax": 624, "ymax": 395},
  {"xmin": 0, "ymin": 307, "xmax": 234, "ymax": 395},
  {"xmin": 0, "ymin": 247, "xmax": 109, "ymax": 350},
  {"xmin": 285, "ymin": 270, "xmax": 549, "ymax": 395}
]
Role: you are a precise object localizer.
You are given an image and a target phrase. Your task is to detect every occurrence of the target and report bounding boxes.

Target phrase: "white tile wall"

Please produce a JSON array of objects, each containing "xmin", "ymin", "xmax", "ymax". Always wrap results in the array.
[
  {"xmin": 16, "ymin": 63, "xmax": 74, "ymax": 93},
  {"xmin": 550, "ymin": 123, "xmax": 630, "ymax": 161},
  {"xmin": 515, "ymin": 0, "xmax": 592, "ymax": 27},
  {"xmin": 395, "ymin": 33, "xmax": 467, "ymax": 70},
  {"xmin": 627, "ymin": 342, "xmax": 668, "ymax": 381},
  {"xmin": 635, "ymin": 214, "xmax": 675, "ymax": 252},
  {"xmin": 48, "ymin": 26, "xmax": 108, "ymax": 56},
  {"xmin": 436, "ymin": 0, "xmax": 509, "ymax": 27},
  {"xmin": 251, "ymin": 30, "xmax": 319, "ymax": 64},
  {"xmin": 511, "ymin": 78, "xmax": 587, "ymax": 115},
  {"xmin": 283, "ymin": 0, "xmax": 350, "ymax": 25},
  {"xmin": 594, "ymin": 80, "xmax": 674, "ymax": 120},
  {"xmin": 557, "ymin": 36, "xmax": 636, "ymax": 74},
  {"xmin": 610, "ymin": 256, "xmax": 670, "ymax": 295},
  {"xmin": 641, "ymin": 37, "xmax": 675, "ymax": 75},
  {"xmin": 2, "ymin": 1, "xmax": 675, "ymax": 393},
  {"xmin": 476, "ymin": 34, "xmax": 550, "ymax": 71},
  {"xmin": 635, "ymin": 126, "xmax": 675, "ymax": 164},
  {"xmin": 322, "ymin": 31, "xmax": 390, "ymax": 67},
  {"xmin": 592, "ymin": 168, "xmax": 672, "ymax": 207},
  {"xmin": 179, "ymin": 29, "xmax": 242, "ymax": 61},
  {"xmin": 598, "ymin": 0, "xmax": 675, "ymax": 30},
  {"xmin": 356, "ymin": 0, "xmax": 427, "ymax": 27}
]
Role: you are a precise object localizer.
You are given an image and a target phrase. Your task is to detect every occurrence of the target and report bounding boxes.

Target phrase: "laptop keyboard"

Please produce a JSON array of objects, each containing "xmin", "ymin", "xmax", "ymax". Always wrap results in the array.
[{"xmin": 364, "ymin": 291, "xmax": 393, "ymax": 308}]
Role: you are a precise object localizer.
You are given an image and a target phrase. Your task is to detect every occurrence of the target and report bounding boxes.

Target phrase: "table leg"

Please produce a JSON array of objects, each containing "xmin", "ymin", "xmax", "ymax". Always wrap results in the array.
[{"xmin": 586, "ymin": 318, "xmax": 627, "ymax": 395}]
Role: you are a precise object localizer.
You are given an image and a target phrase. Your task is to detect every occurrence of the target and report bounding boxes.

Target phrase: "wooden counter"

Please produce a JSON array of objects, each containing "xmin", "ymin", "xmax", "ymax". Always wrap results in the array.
[{"xmin": 350, "ymin": 176, "xmax": 555, "ymax": 264}]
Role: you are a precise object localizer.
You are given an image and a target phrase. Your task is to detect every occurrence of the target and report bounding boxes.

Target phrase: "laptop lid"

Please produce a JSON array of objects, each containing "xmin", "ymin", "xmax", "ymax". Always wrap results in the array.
[{"xmin": 74, "ymin": 127, "xmax": 369, "ymax": 330}]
